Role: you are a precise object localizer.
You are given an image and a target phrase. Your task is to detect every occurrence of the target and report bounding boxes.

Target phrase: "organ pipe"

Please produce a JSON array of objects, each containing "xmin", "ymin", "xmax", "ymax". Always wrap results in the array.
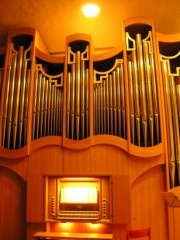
[
  {"xmin": 39, "ymin": 76, "xmax": 46, "ymax": 138},
  {"xmin": 120, "ymin": 62, "xmax": 126, "ymax": 139},
  {"xmin": 2, "ymin": 43, "xmax": 31, "ymax": 149},
  {"xmin": 149, "ymin": 43, "xmax": 160, "ymax": 144},
  {"xmin": 160, "ymin": 54, "xmax": 180, "ymax": 187},
  {"xmin": 2, "ymin": 64, "xmax": 11, "ymax": 147},
  {"xmin": 93, "ymin": 59, "xmax": 126, "ymax": 138},
  {"xmin": 75, "ymin": 51, "xmax": 81, "ymax": 140},
  {"xmin": 106, "ymin": 76, "xmax": 109, "ymax": 135},
  {"xmin": 143, "ymin": 41, "xmax": 154, "ymax": 146},
  {"xmin": 126, "ymin": 31, "xmax": 160, "ymax": 147},
  {"xmin": 23, "ymin": 69, "xmax": 30, "ymax": 146},
  {"xmin": 116, "ymin": 66, "xmax": 122, "ymax": 137},
  {"xmin": 136, "ymin": 34, "xmax": 148, "ymax": 147},
  {"xmin": 66, "ymin": 44, "xmax": 90, "ymax": 140},
  {"xmin": 18, "ymin": 45, "xmax": 31, "ymax": 148},
  {"xmin": 32, "ymin": 64, "xmax": 63, "ymax": 140},
  {"xmin": 6, "ymin": 54, "xmax": 17, "ymax": 149},
  {"xmin": 80, "ymin": 58, "xmax": 85, "ymax": 139},
  {"xmin": 128, "ymin": 60, "xmax": 135, "ymax": 144},
  {"xmin": 132, "ymin": 50, "xmax": 141, "ymax": 146},
  {"xmin": 85, "ymin": 68, "xmax": 90, "ymax": 137}
]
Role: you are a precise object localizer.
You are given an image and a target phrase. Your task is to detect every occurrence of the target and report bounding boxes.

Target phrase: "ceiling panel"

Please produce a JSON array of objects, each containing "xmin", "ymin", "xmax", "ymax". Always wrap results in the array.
[{"xmin": 0, "ymin": 0, "xmax": 180, "ymax": 53}]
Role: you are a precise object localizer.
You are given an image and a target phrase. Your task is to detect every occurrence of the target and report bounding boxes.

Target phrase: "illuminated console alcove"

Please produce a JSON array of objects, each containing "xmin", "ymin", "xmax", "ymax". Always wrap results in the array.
[{"xmin": 45, "ymin": 175, "xmax": 112, "ymax": 224}]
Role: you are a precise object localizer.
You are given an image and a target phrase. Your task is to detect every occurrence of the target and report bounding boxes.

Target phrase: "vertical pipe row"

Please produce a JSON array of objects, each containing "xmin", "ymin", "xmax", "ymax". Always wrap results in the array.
[
  {"xmin": 66, "ymin": 46, "xmax": 90, "ymax": 140},
  {"xmin": 136, "ymin": 34, "xmax": 148, "ymax": 146},
  {"xmin": 85, "ymin": 68, "xmax": 90, "ymax": 137},
  {"xmin": 23, "ymin": 69, "xmax": 30, "ymax": 146},
  {"xmin": 161, "ymin": 60, "xmax": 180, "ymax": 187},
  {"xmin": 93, "ymin": 62, "xmax": 126, "ymax": 138},
  {"xmin": 175, "ymin": 81, "xmax": 180, "ymax": 185},
  {"xmin": 75, "ymin": 51, "xmax": 81, "ymax": 140},
  {"xmin": 170, "ymin": 75, "xmax": 180, "ymax": 184},
  {"xmin": 32, "ymin": 66, "xmax": 63, "ymax": 140},
  {"xmin": 126, "ymin": 31, "xmax": 160, "ymax": 147},
  {"xmin": 128, "ymin": 60, "xmax": 135, "ymax": 144},
  {"xmin": 2, "ymin": 44, "xmax": 31, "ymax": 149}
]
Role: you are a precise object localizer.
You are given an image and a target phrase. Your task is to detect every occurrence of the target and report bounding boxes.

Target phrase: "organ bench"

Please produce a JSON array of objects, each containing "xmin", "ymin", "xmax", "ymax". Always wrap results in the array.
[{"xmin": 33, "ymin": 232, "xmax": 113, "ymax": 240}]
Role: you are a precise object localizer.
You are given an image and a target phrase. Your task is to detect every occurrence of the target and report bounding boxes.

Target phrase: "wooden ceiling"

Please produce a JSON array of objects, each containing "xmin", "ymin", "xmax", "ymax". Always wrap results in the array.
[{"xmin": 0, "ymin": 0, "xmax": 180, "ymax": 53}]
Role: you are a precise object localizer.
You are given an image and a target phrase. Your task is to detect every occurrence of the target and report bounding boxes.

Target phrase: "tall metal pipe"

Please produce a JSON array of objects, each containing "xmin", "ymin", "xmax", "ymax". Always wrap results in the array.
[
  {"xmin": 128, "ymin": 60, "xmax": 135, "ymax": 144},
  {"xmin": 136, "ymin": 34, "xmax": 147, "ymax": 146},
  {"xmin": 7, "ymin": 54, "xmax": 17, "ymax": 149}
]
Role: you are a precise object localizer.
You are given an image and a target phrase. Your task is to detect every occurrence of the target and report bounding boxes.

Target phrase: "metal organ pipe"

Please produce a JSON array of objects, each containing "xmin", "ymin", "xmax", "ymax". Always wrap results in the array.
[
  {"xmin": 66, "ymin": 44, "xmax": 90, "ymax": 140},
  {"xmin": 128, "ymin": 60, "xmax": 135, "ymax": 144},
  {"xmin": 2, "ymin": 43, "xmax": 31, "ymax": 149},
  {"xmin": 112, "ymin": 70, "xmax": 117, "ymax": 136},
  {"xmin": 80, "ymin": 57, "xmax": 85, "ymax": 139},
  {"xmin": 32, "ymin": 64, "xmax": 63, "ymax": 141},
  {"xmin": 75, "ymin": 51, "xmax": 81, "ymax": 140},
  {"xmin": 126, "ymin": 31, "xmax": 160, "ymax": 147},
  {"xmin": 39, "ymin": 76, "xmax": 46, "ymax": 138},
  {"xmin": 149, "ymin": 43, "xmax": 160, "ymax": 144},
  {"xmin": 160, "ymin": 55, "xmax": 180, "ymax": 187},
  {"xmin": 2, "ymin": 63, "xmax": 11, "ymax": 147},
  {"xmin": 131, "ymin": 50, "xmax": 141, "ymax": 146},
  {"xmin": 18, "ymin": 47, "xmax": 30, "ymax": 148},
  {"xmin": 93, "ymin": 59, "xmax": 126, "ymax": 138},
  {"xmin": 116, "ymin": 66, "xmax": 122, "ymax": 137},
  {"xmin": 23, "ymin": 68, "xmax": 30, "ymax": 146},
  {"xmin": 143, "ymin": 41, "xmax": 154, "ymax": 146},
  {"xmin": 136, "ymin": 34, "xmax": 148, "ymax": 147},
  {"xmin": 6, "ymin": 53, "xmax": 17, "ymax": 149}
]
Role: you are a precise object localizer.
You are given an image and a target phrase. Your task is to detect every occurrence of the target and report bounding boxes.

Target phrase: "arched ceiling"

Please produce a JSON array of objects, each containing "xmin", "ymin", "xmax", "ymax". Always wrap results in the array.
[{"xmin": 0, "ymin": 0, "xmax": 180, "ymax": 53}]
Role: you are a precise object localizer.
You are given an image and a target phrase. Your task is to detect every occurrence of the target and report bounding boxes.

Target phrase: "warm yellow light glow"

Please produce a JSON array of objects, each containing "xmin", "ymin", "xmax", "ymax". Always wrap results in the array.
[
  {"xmin": 58, "ymin": 222, "xmax": 74, "ymax": 230},
  {"xmin": 61, "ymin": 187, "xmax": 98, "ymax": 203},
  {"xmin": 87, "ymin": 223, "xmax": 102, "ymax": 229},
  {"xmin": 82, "ymin": 4, "xmax": 100, "ymax": 17}
]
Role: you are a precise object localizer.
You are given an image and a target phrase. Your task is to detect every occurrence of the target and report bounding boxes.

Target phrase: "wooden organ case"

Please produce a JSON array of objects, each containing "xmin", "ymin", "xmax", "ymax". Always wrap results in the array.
[{"xmin": 0, "ymin": 17, "xmax": 180, "ymax": 240}]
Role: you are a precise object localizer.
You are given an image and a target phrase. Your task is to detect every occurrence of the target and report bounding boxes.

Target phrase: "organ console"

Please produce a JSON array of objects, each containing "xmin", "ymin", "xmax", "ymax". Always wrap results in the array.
[{"xmin": 44, "ymin": 175, "xmax": 112, "ymax": 223}]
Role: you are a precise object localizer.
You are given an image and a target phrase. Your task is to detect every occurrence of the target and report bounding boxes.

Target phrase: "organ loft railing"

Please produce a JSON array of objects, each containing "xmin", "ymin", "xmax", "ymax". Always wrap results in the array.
[{"xmin": 125, "ymin": 28, "xmax": 161, "ymax": 147}]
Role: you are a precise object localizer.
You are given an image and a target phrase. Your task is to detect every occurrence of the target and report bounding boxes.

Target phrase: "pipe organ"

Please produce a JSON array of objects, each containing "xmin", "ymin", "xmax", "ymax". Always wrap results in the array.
[{"xmin": 0, "ymin": 18, "xmax": 180, "ymax": 193}]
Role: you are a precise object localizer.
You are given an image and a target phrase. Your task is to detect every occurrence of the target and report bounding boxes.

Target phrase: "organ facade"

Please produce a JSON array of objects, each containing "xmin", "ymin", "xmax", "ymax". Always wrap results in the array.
[{"xmin": 0, "ymin": 17, "xmax": 180, "ymax": 240}]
